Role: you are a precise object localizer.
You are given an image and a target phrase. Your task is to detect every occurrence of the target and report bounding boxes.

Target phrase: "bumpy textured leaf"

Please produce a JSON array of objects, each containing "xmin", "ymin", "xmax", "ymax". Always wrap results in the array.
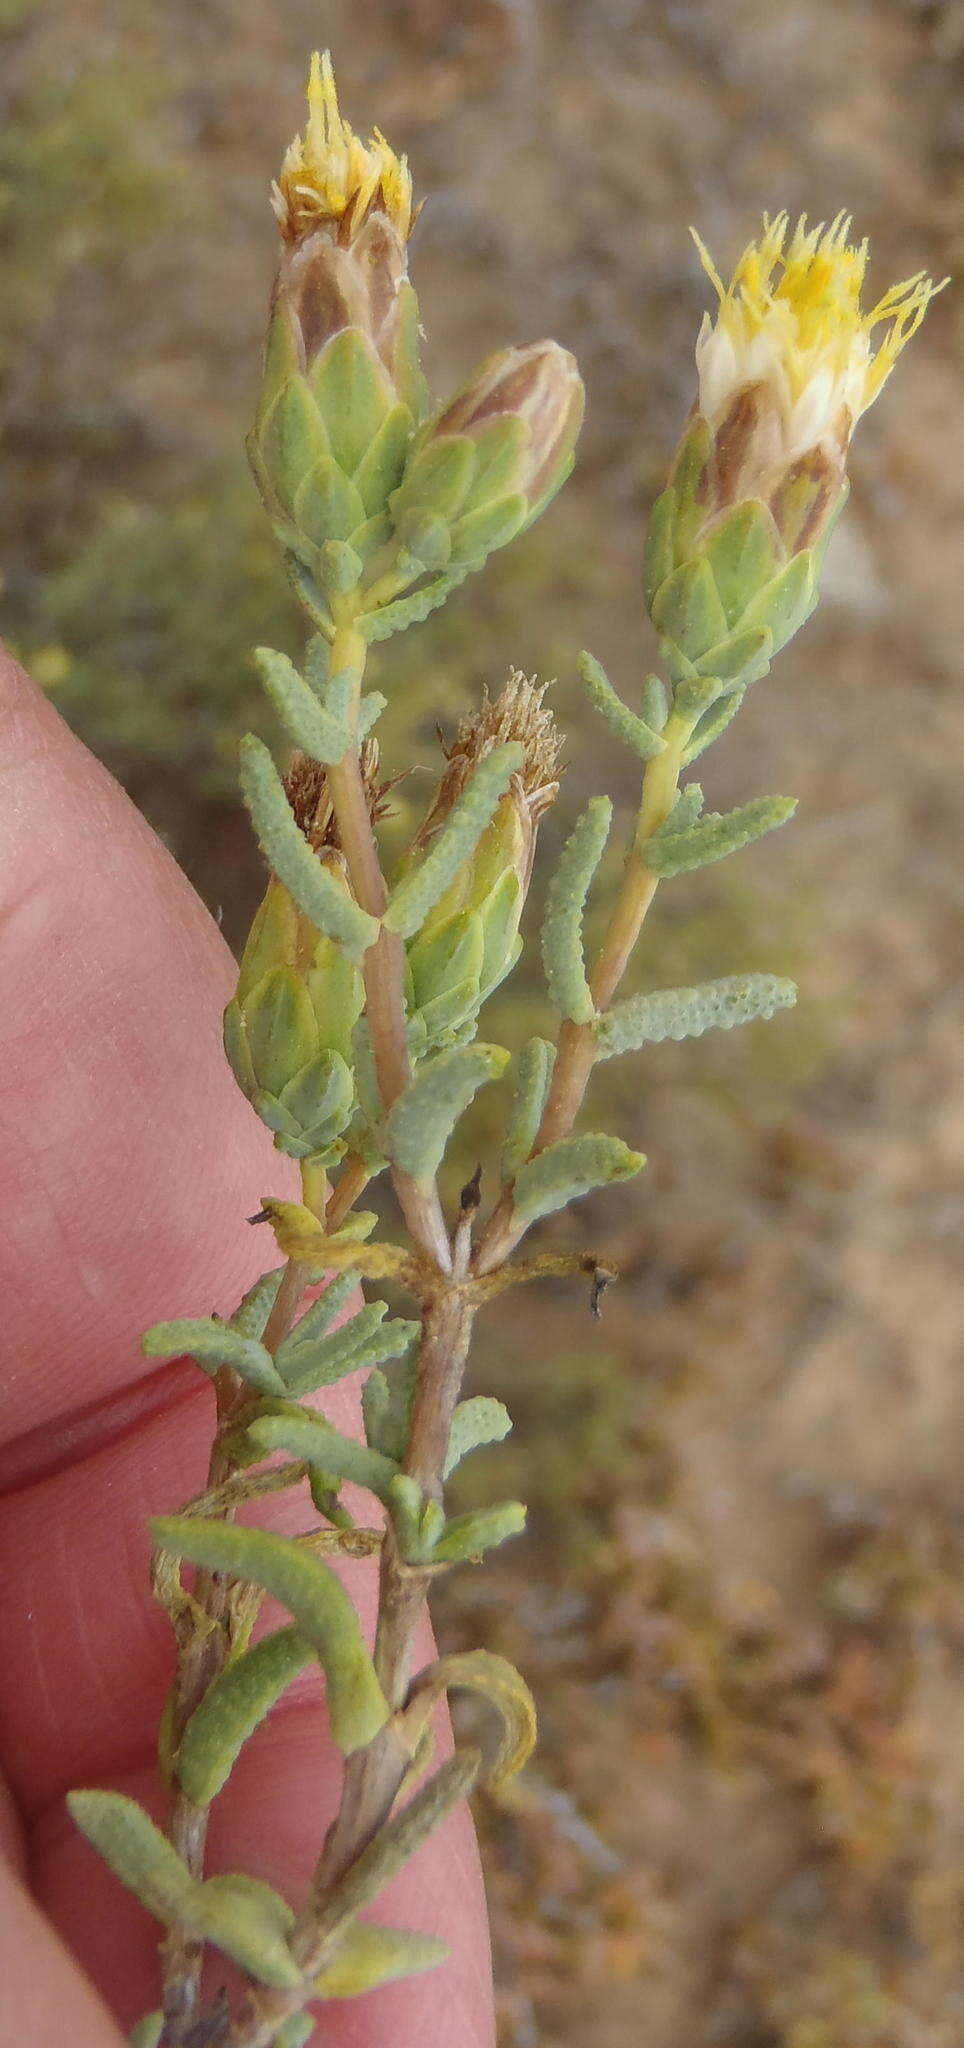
[
  {"xmin": 406, "ymin": 1649, "xmax": 536, "ymax": 1789},
  {"xmin": 595, "ymin": 974, "xmax": 798, "ymax": 1057},
  {"xmin": 229, "ymin": 1267, "xmax": 286, "ymax": 1341},
  {"xmin": 682, "ymin": 685, "xmax": 747, "ymax": 763},
  {"xmin": 281, "ymin": 1307, "xmax": 419, "ymax": 1397},
  {"xmin": 239, "ymin": 737, "xmax": 379, "ymax": 962},
  {"xmin": 384, "ymin": 744, "xmax": 524, "ymax": 940},
  {"xmin": 512, "ymin": 1133, "xmax": 645, "ymax": 1224},
  {"xmin": 253, "ymin": 646, "xmax": 349, "ymax": 765},
  {"xmin": 541, "ymin": 799, "xmax": 612, "ymax": 1025},
  {"xmin": 142, "ymin": 1318, "xmax": 286, "ymax": 1396},
  {"xmin": 501, "ymin": 1037, "xmax": 556, "ymax": 1183},
  {"xmin": 314, "ymin": 1922, "xmax": 448, "ymax": 1998},
  {"xmin": 188, "ymin": 1873, "xmax": 301, "ymax": 1988},
  {"xmin": 641, "ymin": 673, "xmax": 669, "ymax": 729},
  {"xmin": 177, "ymin": 1627, "xmax": 314, "ymax": 1806},
  {"xmin": 662, "ymin": 782, "xmax": 704, "ymax": 835},
  {"xmin": 67, "ymin": 1791, "xmax": 194, "ymax": 1925},
  {"xmin": 444, "ymin": 1397, "xmax": 512, "ymax": 1479},
  {"xmin": 362, "ymin": 1355, "xmax": 416, "ymax": 1462},
  {"xmin": 433, "ymin": 1501, "xmax": 527, "ymax": 1563},
  {"xmin": 647, "ymin": 794, "xmax": 796, "ymax": 877},
  {"xmin": 243, "ymin": 1407, "xmax": 399, "ymax": 1501},
  {"xmin": 277, "ymin": 1272, "xmax": 356, "ymax": 1354},
  {"xmin": 359, "ymin": 569, "xmax": 471, "ymax": 641},
  {"xmin": 577, "ymin": 651, "xmax": 666, "ymax": 760},
  {"xmin": 384, "ymin": 1044, "xmax": 510, "ymax": 1182},
  {"xmin": 322, "ymin": 1752, "xmax": 482, "ymax": 1929},
  {"xmin": 150, "ymin": 1518, "xmax": 389, "ymax": 1753}
]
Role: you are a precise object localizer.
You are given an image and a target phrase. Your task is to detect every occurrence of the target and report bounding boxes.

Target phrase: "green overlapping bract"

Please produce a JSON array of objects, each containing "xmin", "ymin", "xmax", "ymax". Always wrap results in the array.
[
  {"xmin": 642, "ymin": 417, "xmax": 843, "ymax": 701},
  {"xmin": 248, "ymin": 303, "xmax": 421, "ymax": 634}
]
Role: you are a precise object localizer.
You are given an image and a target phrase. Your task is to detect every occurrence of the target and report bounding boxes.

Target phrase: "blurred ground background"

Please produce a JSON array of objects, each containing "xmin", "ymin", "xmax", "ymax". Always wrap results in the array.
[{"xmin": 3, "ymin": 1, "xmax": 964, "ymax": 2041}]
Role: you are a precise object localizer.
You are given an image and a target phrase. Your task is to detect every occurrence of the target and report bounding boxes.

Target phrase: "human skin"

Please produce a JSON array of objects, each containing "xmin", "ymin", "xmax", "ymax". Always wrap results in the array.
[{"xmin": 0, "ymin": 643, "xmax": 493, "ymax": 2047}]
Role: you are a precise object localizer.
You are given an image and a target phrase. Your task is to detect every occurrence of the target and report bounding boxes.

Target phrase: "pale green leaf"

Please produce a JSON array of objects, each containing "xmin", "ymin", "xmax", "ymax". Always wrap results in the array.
[
  {"xmin": 177, "ymin": 1627, "xmax": 313, "ymax": 1806},
  {"xmin": 150, "ymin": 1519, "xmax": 389, "ymax": 1753},
  {"xmin": 141, "ymin": 1318, "xmax": 286, "ymax": 1396},
  {"xmin": 501, "ymin": 1037, "xmax": 555, "ymax": 1183},
  {"xmin": 253, "ymin": 647, "xmax": 350, "ymax": 765},
  {"xmin": 577, "ymin": 651, "xmax": 666, "ymax": 759},
  {"xmin": 646, "ymin": 795, "xmax": 797, "ymax": 878},
  {"xmin": 541, "ymin": 799, "xmax": 611, "ymax": 1025},
  {"xmin": 239, "ymin": 738, "xmax": 379, "ymax": 963},
  {"xmin": 314, "ymin": 1922, "xmax": 448, "ymax": 1998},
  {"xmin": 384, "ymin": 745, "xmax": 524, "ymax": 940},
  {"xmin": 512, "ymin": 1133, "xmax": 645, "ymax": 1224},
  {"xmin": 444, "ymin": 1396, "xmax": 512, "ymax": 1479},
  {"xmin": 595, "ymin": 973, "xmax": 798, "ymax": 1057},
  {"xmin": 384, "ymin": 1044, "xmax": 509, "ymax": 1182}
]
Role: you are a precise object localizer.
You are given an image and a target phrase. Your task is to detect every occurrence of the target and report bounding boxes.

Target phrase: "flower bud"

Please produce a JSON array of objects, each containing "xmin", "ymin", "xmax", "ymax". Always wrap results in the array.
[
  {"xmin": 405, "ymin": 673, "xmax": 562, "ymax": 1047},
  {"xmin": 644, "ymin": 213, "xmax": 944, "ymax": 699},
  {"xmin": 248, "ymin": 53, "xmax": 426, "ymax": 610},
  {"xmin": 223, "ymin": 744, "xmax": 389, "ymax": 1157},
  {"xmin": 388, "ymin": 342, "xmax": 584, "ymax": 577}
]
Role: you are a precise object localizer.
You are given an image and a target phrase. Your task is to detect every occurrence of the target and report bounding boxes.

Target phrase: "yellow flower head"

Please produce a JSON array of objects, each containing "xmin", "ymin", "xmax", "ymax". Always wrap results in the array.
[
  {"xmin": 692, "ymin": 212, "xmax": 945, "ymax": 457},
  {"xmin": 272, "ymin": 51, "xmax": 413, "ymax": 246}
]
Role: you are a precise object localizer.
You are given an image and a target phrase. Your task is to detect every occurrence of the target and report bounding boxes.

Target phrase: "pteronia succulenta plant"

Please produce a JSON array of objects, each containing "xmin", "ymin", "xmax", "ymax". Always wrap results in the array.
[{"xmin": 66, "ymin": 52, "xmax": 944, "ymax": 2048}]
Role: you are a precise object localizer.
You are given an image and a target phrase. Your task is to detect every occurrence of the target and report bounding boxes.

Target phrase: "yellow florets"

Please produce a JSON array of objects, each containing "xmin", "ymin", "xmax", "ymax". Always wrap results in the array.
[
  {"xmin": 692, "ymin": 212, "xmax": 945, "ymax": 456},
  {"xmin": 272, "ymin": 51, "xmax": 413, "ymax": 246}
]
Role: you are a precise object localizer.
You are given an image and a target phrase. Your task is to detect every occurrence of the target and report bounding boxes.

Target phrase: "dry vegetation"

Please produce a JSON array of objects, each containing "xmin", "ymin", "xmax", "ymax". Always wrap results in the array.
[{"xmin": 3, "ymin": 1, "xmax": 964, "ymax": 2041}]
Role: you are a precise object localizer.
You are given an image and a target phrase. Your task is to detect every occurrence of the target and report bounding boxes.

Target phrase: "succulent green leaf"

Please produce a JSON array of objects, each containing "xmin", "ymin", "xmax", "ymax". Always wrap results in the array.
[
  {"xmin": 407, "ymin": 1648, "xmax": 535, "ymax": 1788},
  {"xmin": 682, "ymin": 685, "xmax": 747, "ymax": 763},
  {"xmin": 258, "ymin": 379, "xmax": 328, "ymax": 513},
  {"xmin": 188, "ymin": 1873, "xmax": 301, "ymax": 1988},
  {"xmin": 642, "ymin": 673, "xmax": 669, "ymax": 729},
  {"xmin": 501, "ymin": 1037, "xmax": 555, "ymax": 1183},
  {"xmin": 322, "ymin": 1752, "xmax": 482, "ymax": 1927},
  {"xmin": 384, "ymin": 1043, "xmax": 509, "ymax": 1182},
  {"xmin": 177, "ymin": 1626, "xmax": 314, "ymax": 1806},
  {"xmin": 229, "ymin": 1267, "xmax": 286, "ymax": 1341},
  {"xmin": 309, "ymin": 329, "xmax": 394, "ymax": 476},
  {"xmin": 67, "ymin": 1791, "xmax": 195, "ymax": 1925},
  {"xmin": 277, "ymin": 1302, "xmax": 419, "ymax": 1396},
  {"xmin": 241, "ymin": 965, "xmax": 319, "ymax": 1098},
  {"xmin": 357, "ymin": 691, "xmax": 388, "ymax": 741},
  {"xmin": 384, "ymin": 744, "xmax": 524, "ymax": 939},
  {"xmin": 314, "ymin": 1923, "xmax": 448, "ymax": 1998},
  {"xmin": 595, "ymin": 973, "xmax": 798, "ymax": 1057},
  {"xmin": 577, "ymin": 652, "xmax": 666, "ymax": 760},
  {"xmin": 646, "ymin": 794, "xmax": 797, "ymax": 877},
  {"xmin": 664, "ymin": 782, "xmax": 704, "ymax": 834},
  {"xmin": 243, "ymin": 1408, "xmax": 400, "ymax": 1501},
  {"xmin": 699, "ymin": 500, "xmax": 782, "ymax": 628},
  {"xmin": 359, "ymin": 570, "xmax": 470, "ymax": 642},
  {"xmin": 239, "ymin": 737, "xmax": 379, "ymax": 962},
  {"xmin": 363, "ymin": 1356, "xmax": 416, "ymax": 1461},
  {"xmin": 142, "ymin": 1318, "xmax": 286, "ymax": 1396},
  {"xmin": 444, "ymin": 1397, "xmax": 512, "ymax": 1479},
  {"xmin": 275, "ymin": 1271, "xmax": 357, "ymax": 1357},
  {"xmin": 541, "ymin": 797, "xmax": 612, "ymax": 1025},
  {"xmin": 392, "ymin": 437, "xmax": 476, "ymax": 524},
  {"xmin": 129, "ymin": 2016, "xmax": 164, "ymax": 2048},
  {"xmin": 433, "ymin": 1501, "xmax": 527, "ymax": 1563},
  {"xmin": 512, "ymin": 1133, "xmax": 645, "ymax": 1224},
  {"xmin": 253, "ymin": 646, "xmax": 350, "ymax": 764},
  {"xmin": 150, "ymin": 1518, "xmax": 389, "ymax": 1752}
]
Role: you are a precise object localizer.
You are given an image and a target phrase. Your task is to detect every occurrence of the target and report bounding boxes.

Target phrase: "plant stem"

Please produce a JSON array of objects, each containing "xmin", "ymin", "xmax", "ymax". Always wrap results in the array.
[
  {"xmin": 324, "ymin": 617, "xmax": 452, "ymax": 1271},
  {"xmin": 474, "ymin": 709, "xmax": 691, "ymax": 1275}
]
